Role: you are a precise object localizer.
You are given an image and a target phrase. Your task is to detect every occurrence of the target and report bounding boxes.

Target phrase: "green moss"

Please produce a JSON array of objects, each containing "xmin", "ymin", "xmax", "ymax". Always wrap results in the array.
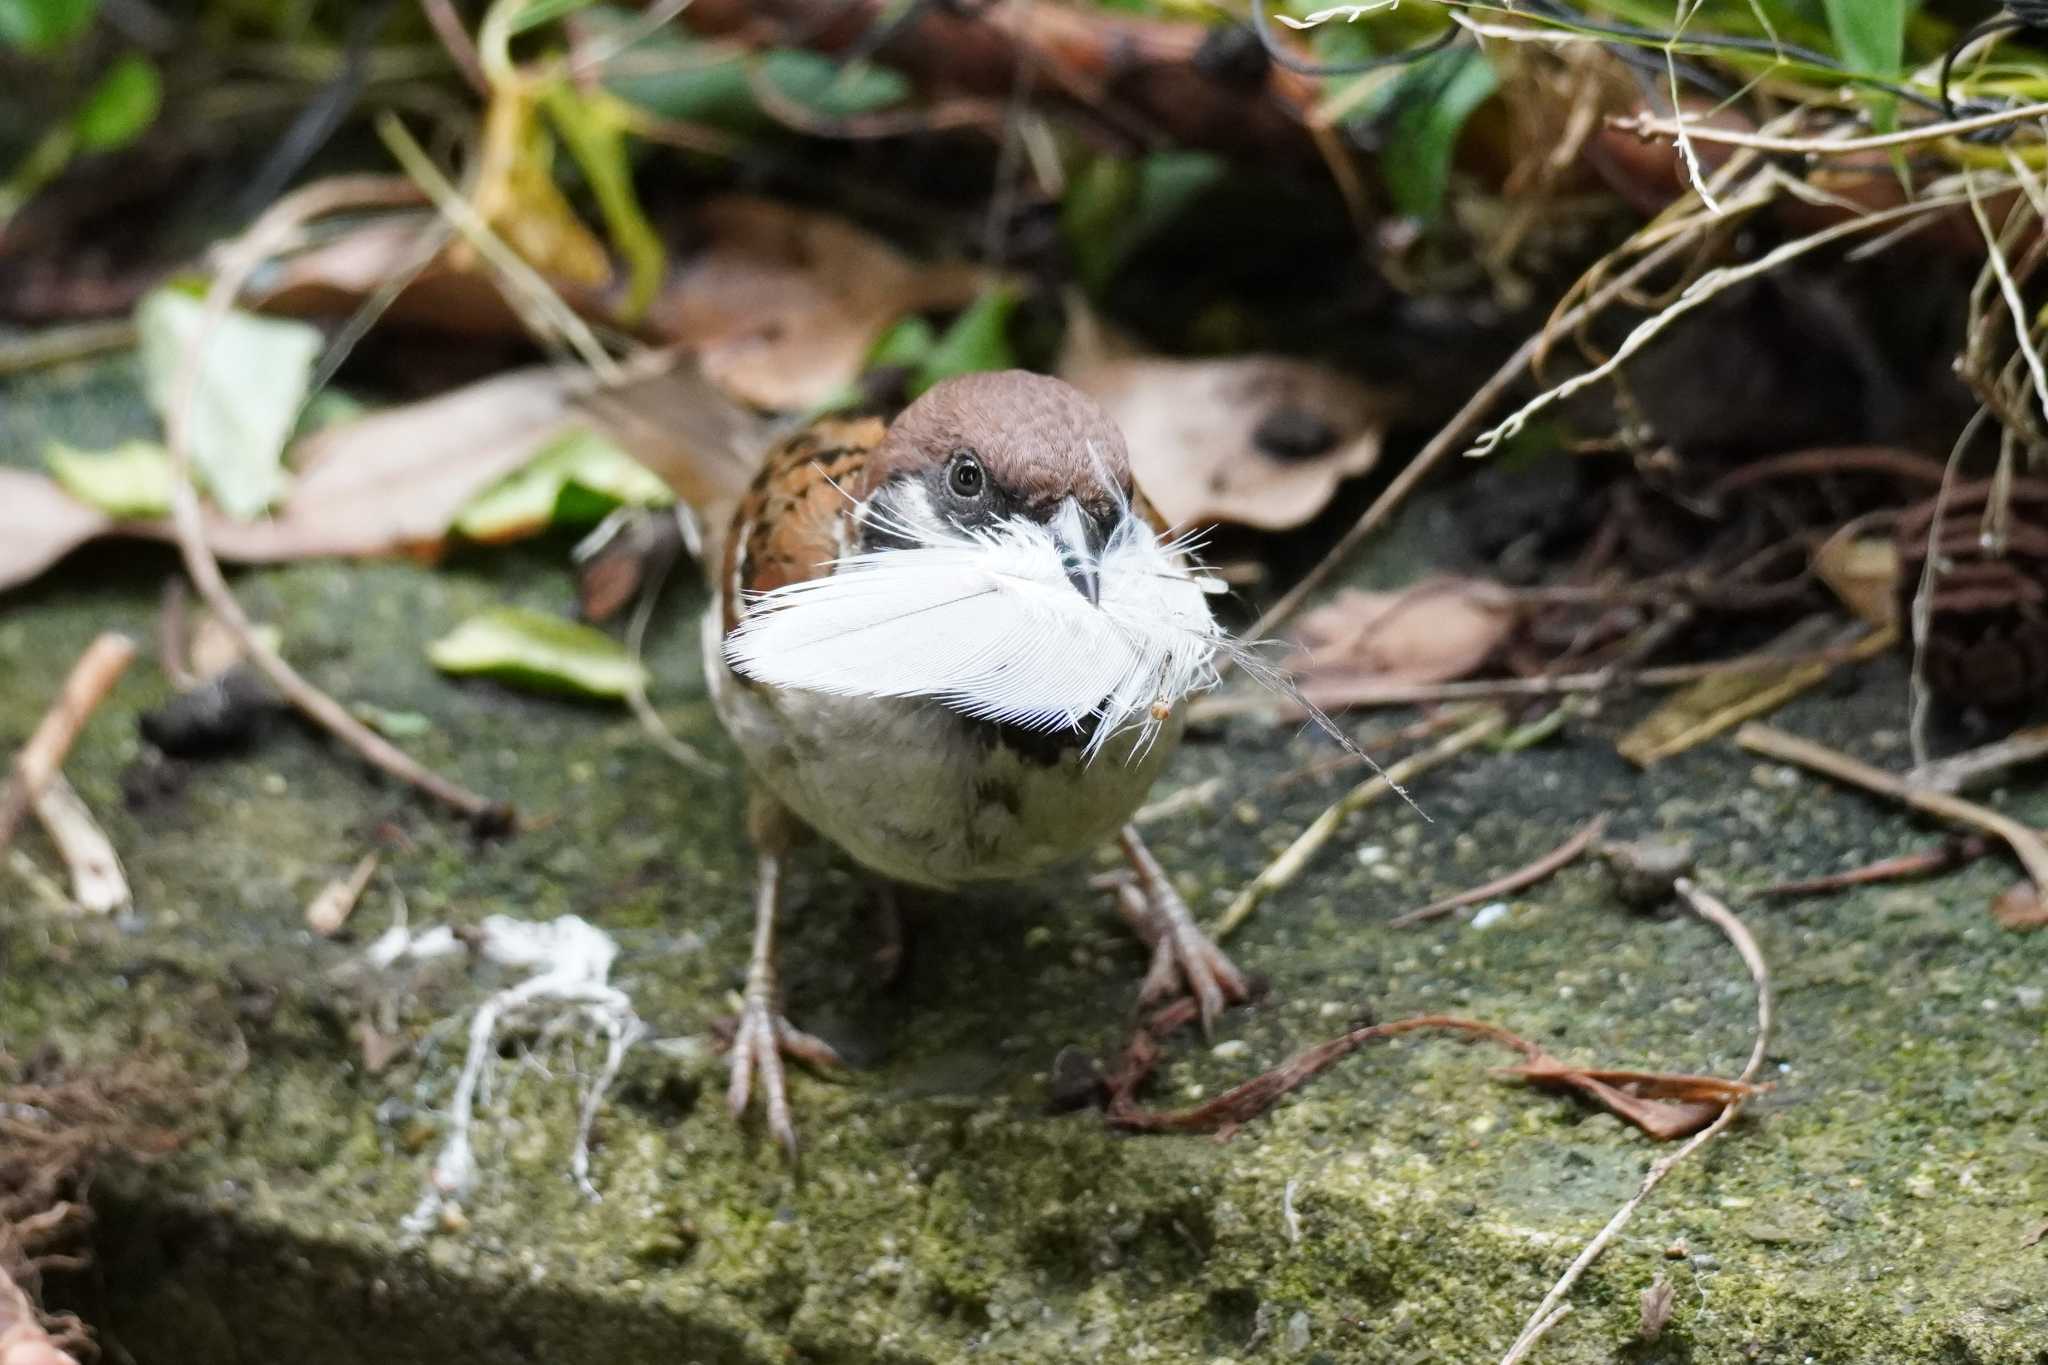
[{"xmin": 5, "ymin": 365, "xmax": 2048, "ymax": 1363}]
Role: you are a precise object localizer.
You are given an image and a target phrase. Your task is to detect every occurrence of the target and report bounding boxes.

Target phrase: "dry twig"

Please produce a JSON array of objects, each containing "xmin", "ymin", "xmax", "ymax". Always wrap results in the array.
[
  {"xmin": 1498, "ymin": 878, "xmax": 1771, "ymax": 1364},
  {"xmin": 1212, "ymin": 708, "xmax": 1506, "ymax": 940},
  {"xmin": 1613, "ymin": 101, "xmax": 2048, "ymax": 157},
  {"xmin": 1758, "ymin": 837, "xmax": 1992, "ymax": 898},
  {"xmin": 1738, "ymin": 723, "xmax": 2048, "ymax": 896},
  {"xmin": 1906, "ymin": 725, "xmax": 2048, "ymax": 796},
  {"xmin": 1391, "ymin": 813, "xmax": 1610, "ymax": 928},
  {"xmin": 160, "ymin": 178, "xmax": 510, "ymax": 829},
  {"xmin": 0, "ymin": 633, "xmax": 136, "ymax": 857}
]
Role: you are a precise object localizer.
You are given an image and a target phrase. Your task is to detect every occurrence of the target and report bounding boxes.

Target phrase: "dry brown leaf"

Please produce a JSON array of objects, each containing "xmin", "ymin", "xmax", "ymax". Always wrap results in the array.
[
  {"xmin": 1062, "ymin": 324, "xmax": 1391, "ymax": 530},
  {"xmin": 649, "ymin": 197, "xmax": 987, "ymax": 410},
  {"xmin": 0, "ymin": 352, "xmax": 764, "ymax": 596},
  {"xmin": 1812, "ymin": 533, "xmax": 1899, "ymax": 629},
  {"xmin": 1992, "ymin": 880, "xmax": 2048, "ymax": 931},
  {"xmin": 0, "ymin": 470, "xmax": 112, "ymax": 594},
  {"xmin": 1286, "ymin": 578, "xmax": 1517, "ymax": 709},
  {"xmin": 1616, "ymin": 619, "xmax": 1893, "ymax": 766},
  {"xmin": 252, "ymin": 216, "xmax": 535, "ymax": 339}
]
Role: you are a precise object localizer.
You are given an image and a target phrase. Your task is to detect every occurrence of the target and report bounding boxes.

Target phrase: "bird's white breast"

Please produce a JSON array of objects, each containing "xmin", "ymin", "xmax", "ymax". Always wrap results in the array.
[{"xmin": 704, "ymin": 610, "xmax": 1178, "ymax": 889}]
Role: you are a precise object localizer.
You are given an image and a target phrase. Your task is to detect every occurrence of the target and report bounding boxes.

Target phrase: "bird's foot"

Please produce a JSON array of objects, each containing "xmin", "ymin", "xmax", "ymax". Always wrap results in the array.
[
  {"xmin": 720, "ymin": 995, "xmax": 842, "ymax": 1155},
  {"xmin": 1110, "ymin": 874, "xmax": 1253, "ymax": 1036}
]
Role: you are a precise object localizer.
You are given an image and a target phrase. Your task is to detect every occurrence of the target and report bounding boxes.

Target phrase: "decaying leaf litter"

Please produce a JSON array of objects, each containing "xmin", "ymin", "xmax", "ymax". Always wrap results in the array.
[{"xmin": 4, "ymin": 0, "xmax": 2048, "ymax": 1359}]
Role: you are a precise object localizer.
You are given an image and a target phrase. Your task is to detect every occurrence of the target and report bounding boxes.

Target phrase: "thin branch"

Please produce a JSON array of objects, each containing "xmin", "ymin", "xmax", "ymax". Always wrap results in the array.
[
  {"xmin": 1906, "ymin": 725, "xmax": 2048, "ymax": 796},
  {"xmin": 1391, "ymin": 813, "xmax": 1609, "ymax": 927},
  {"xmin": 0, "ymin": 633, "xmax": 136, "ymax": 857},
  {"xmin": 161, "ymin": 177, "xmax": 510, "ymax": 828},
  {"xmin": 1470, "ymin": 191, "xmax": 1976, "ymax": 459},
  {"xmin": 1211, "ymin": 709, "xmax": 1506, "ymax": 940},
  {"xmin": 1738, "ymin": 723, "xmax": 2048, "ymax": 895},
  {"xmin": 1497, "ymin": 878, "xmax": 1771, "ymax": 1364},
  {"xmin": 1613, "ymin": 100, "xmax": 2048, "ymax": 156}
]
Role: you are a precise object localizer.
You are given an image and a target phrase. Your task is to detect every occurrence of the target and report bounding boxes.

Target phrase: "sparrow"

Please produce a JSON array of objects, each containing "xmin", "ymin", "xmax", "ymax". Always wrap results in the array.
[{"xmin": 702, "ymin": 369, "xmax": 1249, "ymax": 1152}]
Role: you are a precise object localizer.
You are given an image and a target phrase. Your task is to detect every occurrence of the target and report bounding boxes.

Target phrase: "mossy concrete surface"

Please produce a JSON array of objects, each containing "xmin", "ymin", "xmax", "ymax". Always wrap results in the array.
[{"xmin": 4, "ymin": 363, "xmax": 2048, "ymax": 1364}]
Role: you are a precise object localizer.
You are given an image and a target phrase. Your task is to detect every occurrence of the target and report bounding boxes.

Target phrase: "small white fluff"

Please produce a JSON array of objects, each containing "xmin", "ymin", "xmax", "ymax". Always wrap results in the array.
[{"xmin": 724, "ymin": 507, "xmax": 1222, "ymax": 757}]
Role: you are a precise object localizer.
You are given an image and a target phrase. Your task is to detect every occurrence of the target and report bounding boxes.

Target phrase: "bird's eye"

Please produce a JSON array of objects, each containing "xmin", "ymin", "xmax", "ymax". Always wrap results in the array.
[{"xmin": 946, "ymin": 449, "xmax": 985, "ymax": 499}]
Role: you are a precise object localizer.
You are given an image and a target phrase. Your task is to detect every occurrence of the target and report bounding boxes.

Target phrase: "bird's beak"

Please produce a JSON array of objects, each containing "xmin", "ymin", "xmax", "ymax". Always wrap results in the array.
[{"xmin": 1051, "ymin": 497, "xmax": 1103, "ymax": 607}]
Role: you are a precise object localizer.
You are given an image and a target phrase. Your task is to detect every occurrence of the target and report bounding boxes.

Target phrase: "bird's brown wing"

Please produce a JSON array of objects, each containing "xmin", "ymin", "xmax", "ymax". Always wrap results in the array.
[{"xmin": 720, "ymin": 414, "xmax": 888, "ymax": 634}]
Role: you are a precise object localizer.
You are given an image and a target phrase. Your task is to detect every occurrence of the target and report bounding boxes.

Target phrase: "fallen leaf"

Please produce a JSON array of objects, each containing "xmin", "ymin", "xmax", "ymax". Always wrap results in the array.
[
  {"xmin": 1813, "ymin": 533, "xmax": 1899, "ymax": 629},
  {"xmin": 463, "ymin": 85, "xmax": 614, "ymax": 290},
  {"xmin": 0, "ymin": 352, "xmax": 763, "ymax": 597},
  {"xmin": 911, "ymin": 286, "xmax": 1019, "ymax": 395},
  {"xmin": 251, "ymin": 215, "xmax": 531, "ymax": 338},
  {"xmin": 1286, "ymin": 578, "xmax": 1517, "ymax": 708},
  {"xmin": 1992, "ymin": 880, "xmax": 2048, "ymax": 931},
  {"xmin": 1061, "ymin": 316, "xmax": 1392, "ymax": 530},
  {"xmin": 137, "ymin": 288, "xmax": 323, "ymax": 519},
  {"xmin": 351, "ymin": 703, "xmax": 433, "ymax": 739},
  {"xmin": 648, "ymin": 196, "xmax": 987, "ymax": 410},
  {"xmin": 2023, "ymin": 1216, "xmax": 2048, "ymax": 1249},
  {"xmin": 44, "ymin": 439, "xmax": 175, "ymax": 518},
  {"xmin": 31, "ymin": 773, "xmax": 129, "ymax": 914},
  {"xmin": 428, "ymin": 607, "xmax": 648, "ymax": 699},
  {"xmin": 1617, "ymin": 618, "xmax": 1894, "ymax": 766},
  {"xmin": 0, "ymin": 469, "xmax": 111, "ymax": 592},
  {"xmin": 454, "ymin": 426, "xmax": 675, "ymax": 542}
]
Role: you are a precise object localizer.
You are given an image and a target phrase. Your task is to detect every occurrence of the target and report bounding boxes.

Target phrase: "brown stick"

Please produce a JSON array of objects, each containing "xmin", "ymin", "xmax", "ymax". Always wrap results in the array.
[
  {"xmin": 1211, "ymin": 708, "xmax": 1507, "ymax": 940},
  {"xmin": 1499, "ymin": 879, "xmax": 1772, "ymax": 1365},
  {"xmin": 1390, "ymin": 813, "xmax": 1610, "ymax": 927},
  {"xmin": 162, "ymin": 178, "xmax": 510, "ymax": 829},
  {"xmin": 1738, "ymin": 722, "xmax": 2048, "ymax": 895},
  {"xmin": 0, "ymin": 633, "xmax": 136, "ymax": 857},
  {"xmin": 1758, "ymin": 836, "xmax": 1992, "ymax": 897}
]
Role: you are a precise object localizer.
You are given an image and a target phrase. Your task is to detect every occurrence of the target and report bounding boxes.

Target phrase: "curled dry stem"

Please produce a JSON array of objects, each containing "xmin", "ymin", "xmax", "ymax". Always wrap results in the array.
[
  {"xmin": 162, "ymin": 176, "xmax": 510, "ymax": 829},
  {"xmin": 1498, "ymin": 878, "xmax": 1771, "ymax": 1364}
]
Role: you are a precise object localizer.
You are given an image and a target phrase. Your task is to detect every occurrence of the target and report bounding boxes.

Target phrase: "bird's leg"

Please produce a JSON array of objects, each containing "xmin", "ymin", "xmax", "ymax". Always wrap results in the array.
[
  {"xmin": 870, "ymin": 883, "xmax": 906, "ymax": 987},
  {"xmin": 1114, "ymin": 826, "xmax": 1252, "ymax": 1034},
  {"xmin": 724, "ymin": 827, "xmax": 841, "ymax": 1155}
]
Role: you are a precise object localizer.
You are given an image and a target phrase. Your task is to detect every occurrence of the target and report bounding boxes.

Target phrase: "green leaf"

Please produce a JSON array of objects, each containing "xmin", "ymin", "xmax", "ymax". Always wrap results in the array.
[
  {"xmin": 589, "ymin": 6, "xmax": 906, "ymax": 132},
  {"xmin": 43, "ymin": 439, "xmax": 174, "ymax": 518},
  {"xmin": 540, "ymin": 81, "xmax": 665, "ymax": 321},
  {"xmin": 350, "ymin": 703, "xmax": 434, "ymax": 739},
  {"xmin": 913, "ymin": 288, "xmax": 1018, "ymax": 395},
  {"xmin": 1375, "ymin": 46, "xmax": 1497, "ymax": 224},
  {"xmin": 1822, "ymin": 0, "xmax": 1909, "ymax": 76},
  {"xmin": 428, "ymin": 607, "xmax": 647, "ymax": 700},
  {"xmin": 0, "ymin": 0, "xmax": 99, "ymax": 51},
  {"xmin": 506, "ymin": 0, "xmax": 597, "ymax": 36},
  {"xmin": 136, "ymin": 288, "xmax": 323, "ymax": 520},
  {"xmin": 866, "ymin": 315, "xmax": 938, "ymax": 371},
  {"xmin": 73, "ymin": 54, "xmax": 160, "ymax": 152},
  {"xmin": 453, "ymin": 426, "xmax": 673, "ymax": 542}
]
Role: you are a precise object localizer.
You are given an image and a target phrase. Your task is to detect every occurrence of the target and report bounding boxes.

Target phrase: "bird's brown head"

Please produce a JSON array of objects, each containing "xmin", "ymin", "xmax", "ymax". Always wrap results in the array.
[{"xmin": 856, "ymin": 371, "xmax": 1136, "ymax": 602}]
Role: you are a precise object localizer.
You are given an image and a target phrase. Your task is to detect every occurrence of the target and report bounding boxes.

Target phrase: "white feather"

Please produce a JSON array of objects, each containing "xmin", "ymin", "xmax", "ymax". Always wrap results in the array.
[{"xmin": 725, "ymin": 511, "xmax": 1220, "ymax": 757}]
